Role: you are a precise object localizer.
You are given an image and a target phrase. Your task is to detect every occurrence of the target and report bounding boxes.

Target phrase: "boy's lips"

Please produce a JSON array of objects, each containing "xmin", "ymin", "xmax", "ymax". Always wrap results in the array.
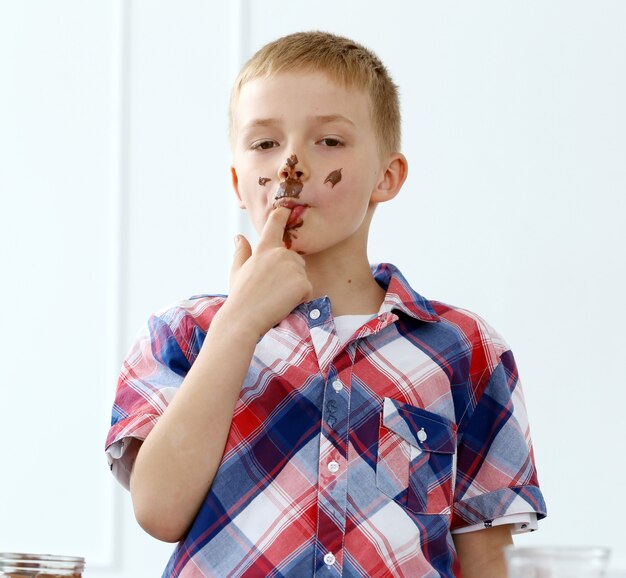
[
  {"xmin": 286, "ymin": 205, "xmax": 307, "ymax": 228},
  {"xmin": 273, "ymin": 199, "xmax": 309, "ymax": 228}
]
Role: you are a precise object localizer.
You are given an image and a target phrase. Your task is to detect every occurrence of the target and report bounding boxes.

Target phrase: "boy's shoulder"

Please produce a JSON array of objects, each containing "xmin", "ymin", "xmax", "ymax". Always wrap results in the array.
[
  {"xmin": 429, "ymin": 298, "xmax": 512, "ymax": 367},
  {"xmin": 151, "ymin": 294, "xmax": 227, "ymax": 335},
  {"xmin": 377, "ymin": 262, "xmax": 512, "ymax": 361}
]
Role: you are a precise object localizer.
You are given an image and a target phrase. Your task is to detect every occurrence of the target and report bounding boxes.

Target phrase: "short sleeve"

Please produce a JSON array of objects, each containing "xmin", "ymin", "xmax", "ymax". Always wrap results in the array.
[
  {"xmin": 451, "ymin": 348, "xmax": 547, "ymax": 530},
  {"xmin": 104, "ymin": 312, "xmax": 191, "ymax": 488}
]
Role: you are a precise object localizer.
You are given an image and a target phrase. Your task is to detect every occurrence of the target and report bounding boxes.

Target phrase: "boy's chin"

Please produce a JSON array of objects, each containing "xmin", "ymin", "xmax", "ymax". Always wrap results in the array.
[
  {"xmin": 285, "ymin": 238, "xmax": 335, "ymax": 257},
  {"xmin": 284, "ymin": 237, "xmax": 307, "ymax": 255},
  {"xmin": 283, "ymin": 234, "xmax": 312, "ymax": 255},
  {"xmin": 284, "ymin": 225, "xmax": 357, "ymax": 256}
]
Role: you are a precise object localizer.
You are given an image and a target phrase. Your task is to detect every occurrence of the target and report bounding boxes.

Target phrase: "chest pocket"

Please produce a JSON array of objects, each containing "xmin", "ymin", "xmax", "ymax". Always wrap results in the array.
[{"xmin": 376, "ymin": 397, "xmax": 457, "ymax": 515}]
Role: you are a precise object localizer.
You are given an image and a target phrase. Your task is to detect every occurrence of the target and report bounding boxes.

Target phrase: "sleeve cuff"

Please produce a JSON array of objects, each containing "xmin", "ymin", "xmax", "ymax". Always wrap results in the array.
[
  {"xmin": 106, "ymin": 437, "xmax": 142, "ymax": 490},
  {"xmin": 452, "ymin": 485, "xmax": 547, "ymax": 530},
  {"xmin": 451, "ymin": 512, "xmax": 538, "ymax": 535},
  {"xmin": 105, "ymin": 413, "xmax": 160, "ymax": 490}
]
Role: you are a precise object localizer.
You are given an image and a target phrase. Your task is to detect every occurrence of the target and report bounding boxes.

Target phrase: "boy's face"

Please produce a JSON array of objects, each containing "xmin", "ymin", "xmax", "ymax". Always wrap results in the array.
[{"xmin": 231, "ymin": 70, "xmax": 396, "ymax": 256}]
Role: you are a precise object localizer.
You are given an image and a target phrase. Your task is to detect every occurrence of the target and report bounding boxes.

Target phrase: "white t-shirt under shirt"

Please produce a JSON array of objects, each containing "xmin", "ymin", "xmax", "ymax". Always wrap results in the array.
[{"xmin": 334, "ymin": 314, "xmax": 537, "ymax": 536}]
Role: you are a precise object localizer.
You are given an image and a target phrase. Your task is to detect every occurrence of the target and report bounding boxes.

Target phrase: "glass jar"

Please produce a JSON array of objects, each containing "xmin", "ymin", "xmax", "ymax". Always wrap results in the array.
[
  {"xmin": 0, "ymin": 553, "xmax": 85, "ymax": 577},
  {"xmin": 505, "ymin": 546, "xmax": 610, "ymax": 578}
]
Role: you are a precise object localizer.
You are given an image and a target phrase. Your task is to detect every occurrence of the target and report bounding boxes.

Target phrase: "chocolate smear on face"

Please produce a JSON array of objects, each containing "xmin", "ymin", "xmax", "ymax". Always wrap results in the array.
[
  {"xmin": 282, "ymin": 213, "xmax": 305, "ymax": 249},
  {"xmin": 283, "ymin": 229, "xmax": 295, "ymax": 249},
  {"xmin": 274, "ymin": 154, "xmax": 303, "ymax": 203},
  {"xmin": 258, "ymin": 177, "xmax": 271, "ymax": 186},
  {"xmin": 324, "ymin": 168, "xmax": 342, "ymax": 188}
]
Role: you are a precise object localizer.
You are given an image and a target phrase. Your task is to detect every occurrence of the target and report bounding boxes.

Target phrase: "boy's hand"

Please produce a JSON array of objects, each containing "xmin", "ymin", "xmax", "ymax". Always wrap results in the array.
[{"xmin": 222, "ymin": 207, "xmax": 313, "ymax": 338}]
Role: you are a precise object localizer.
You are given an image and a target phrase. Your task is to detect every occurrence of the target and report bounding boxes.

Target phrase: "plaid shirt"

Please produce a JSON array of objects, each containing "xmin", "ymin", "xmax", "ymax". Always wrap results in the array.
[{"xmin": 106, "ymin": 263, "xmax": 546, "ymax": 578}]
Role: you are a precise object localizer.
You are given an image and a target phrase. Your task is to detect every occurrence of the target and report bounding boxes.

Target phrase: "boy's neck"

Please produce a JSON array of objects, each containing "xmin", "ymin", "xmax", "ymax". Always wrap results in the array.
[{"xmin": 303, "ymin": 250, "xmax": 386, "ymax": 317}]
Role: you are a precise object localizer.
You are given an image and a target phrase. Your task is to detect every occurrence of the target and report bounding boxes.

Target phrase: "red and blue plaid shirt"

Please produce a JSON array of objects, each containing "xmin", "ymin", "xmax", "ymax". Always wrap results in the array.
[{"xmin": 106, "ymin": 263, "xmax": 546, "ymax": 577}]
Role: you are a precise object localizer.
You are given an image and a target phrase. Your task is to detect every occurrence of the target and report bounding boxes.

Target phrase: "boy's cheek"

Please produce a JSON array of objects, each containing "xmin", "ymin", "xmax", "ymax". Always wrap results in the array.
[{"xmin": 250, "ymin": 209, "xmax": 271, "ymax": 234}]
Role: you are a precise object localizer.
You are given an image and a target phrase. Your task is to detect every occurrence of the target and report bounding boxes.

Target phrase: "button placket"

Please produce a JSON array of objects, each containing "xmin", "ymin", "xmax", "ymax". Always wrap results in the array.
[
  {"xmin": 306, "ymin": 298, "xmax": 340, "ymax": 381},
  {"xmin": 314, "ymin": 366, "xmax": 352, "ymax": 576}
]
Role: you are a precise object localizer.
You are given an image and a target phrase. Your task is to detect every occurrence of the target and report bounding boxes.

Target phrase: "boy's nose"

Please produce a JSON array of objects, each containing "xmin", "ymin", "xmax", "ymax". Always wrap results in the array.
[
  {"xmin": 282, "ymin": 169, "xmax": 304, "ymax": 179},
  {"xmin": 278, "ymin": 153, "xmax": 306, "ymax": 181}
]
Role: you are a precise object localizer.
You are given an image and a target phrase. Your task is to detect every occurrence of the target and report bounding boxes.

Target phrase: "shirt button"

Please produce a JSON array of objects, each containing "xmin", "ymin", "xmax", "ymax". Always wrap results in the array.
[
  {"xmin": 328, "ymin": 461, "xmax": 340, "ymax": 473},
  {"xmin": 417, "ymin": 427, "xmax": 428, "ymax": 442},
  {"xmin": 309, "ymin": 308, "xmax": 321, "ymax": 320},
  {"xmin": 324, "ymin": 553, "xmax": 336, "ymax": 566},
  {"xmin": 332, "ymin": 380, "xmax": 343, "ymax": 392}
]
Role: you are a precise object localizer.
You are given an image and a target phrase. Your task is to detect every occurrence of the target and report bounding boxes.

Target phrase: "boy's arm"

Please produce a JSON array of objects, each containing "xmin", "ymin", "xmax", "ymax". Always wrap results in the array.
[
  {"xmin": 129, "ymin": 207, "xmax": 312, "ymax": 543},
  {"xmin": 452, "ymin": 524, "xmax": 513, "ymax": 578}
]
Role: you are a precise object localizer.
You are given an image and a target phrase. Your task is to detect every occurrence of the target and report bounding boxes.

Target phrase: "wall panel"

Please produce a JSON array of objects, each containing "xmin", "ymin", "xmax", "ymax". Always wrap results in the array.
[{"xmin": 0, "ymin": 0, "xmax": 121, "ymax": 569}]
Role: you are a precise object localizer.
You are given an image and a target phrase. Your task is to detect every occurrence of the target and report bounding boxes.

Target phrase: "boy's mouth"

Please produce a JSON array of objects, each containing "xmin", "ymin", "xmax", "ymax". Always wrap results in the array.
[
  {"xmin": 286, "ymin": 204, "xmax": 307, "ymax": 228},
  {"xmin": 272, "ymin": 197, "xmax": 308, "ymax": 249},
  {"xmin": 273, "ymin": 199, "xmax": 309, "ymax": 228}
]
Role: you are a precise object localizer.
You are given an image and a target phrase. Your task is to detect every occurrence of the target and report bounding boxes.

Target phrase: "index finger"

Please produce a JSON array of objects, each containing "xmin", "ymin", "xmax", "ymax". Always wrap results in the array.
[{"xmin": 257, "ymin": 206, "xmax": 292, "ymax": 250}]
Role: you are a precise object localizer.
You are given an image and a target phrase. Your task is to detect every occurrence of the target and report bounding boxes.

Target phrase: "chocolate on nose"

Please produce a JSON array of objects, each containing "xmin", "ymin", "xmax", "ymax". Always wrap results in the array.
[
  {"xmin": 280, "ymin": 154, "xmax": 297, "ymax": 173},
  {"xmin": 275, "ymin": 154, "xmax": 303, "ymax": 200},
  {"xmin": 280, "ymin": 155, "xmax": 296, "ymax": 175}
]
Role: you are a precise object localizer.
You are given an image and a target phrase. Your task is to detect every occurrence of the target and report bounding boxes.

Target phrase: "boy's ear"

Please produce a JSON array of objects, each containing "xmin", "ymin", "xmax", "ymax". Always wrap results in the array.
[
  {"xmin": 230, "ymin": 166, "xmax": 246, "ymax": 209},
  {"xmin": 370, "ymin": 153, "xmax": 408, "ymax": 204}
]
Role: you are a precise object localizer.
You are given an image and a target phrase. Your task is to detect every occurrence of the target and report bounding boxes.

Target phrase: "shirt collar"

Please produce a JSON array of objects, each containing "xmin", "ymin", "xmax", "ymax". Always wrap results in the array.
[{"xmin": 372, "ymin": 263, "xmax": 440, "ymax": 323}]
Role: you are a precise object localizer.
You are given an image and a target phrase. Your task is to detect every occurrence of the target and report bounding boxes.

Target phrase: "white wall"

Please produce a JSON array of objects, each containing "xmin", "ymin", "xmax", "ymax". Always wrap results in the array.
[{"xmin": 1, "ymin": 1, "xmax": 624, "ymax": 575}]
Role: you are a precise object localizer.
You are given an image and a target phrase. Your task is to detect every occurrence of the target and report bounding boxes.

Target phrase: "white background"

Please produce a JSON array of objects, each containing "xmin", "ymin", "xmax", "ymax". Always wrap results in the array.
[{"xmin": 1, "ymin": 1, "xmax": 625, "ymax": 576}]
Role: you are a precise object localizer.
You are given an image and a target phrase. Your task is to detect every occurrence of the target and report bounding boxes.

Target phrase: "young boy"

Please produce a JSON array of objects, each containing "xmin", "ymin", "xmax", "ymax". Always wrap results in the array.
[{"xmin": 106, "ymin": 31, "xmax": 547, "ymax": 577}]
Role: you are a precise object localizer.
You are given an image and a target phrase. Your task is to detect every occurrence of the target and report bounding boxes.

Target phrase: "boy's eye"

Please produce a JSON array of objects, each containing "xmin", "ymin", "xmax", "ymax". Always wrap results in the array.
[
  {"xmin": 251, "ymin": 140, "xmax": 278, "ymax": 150},
  {"xmin": 319, "ymin": 138, "xmax": 343, "ymax": 147}
]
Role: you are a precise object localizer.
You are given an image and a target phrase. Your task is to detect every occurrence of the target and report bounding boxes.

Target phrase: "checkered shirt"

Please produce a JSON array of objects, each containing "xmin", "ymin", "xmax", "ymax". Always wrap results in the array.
[{"xmin": 106, "ymin": 263, "xmax": 547, "ymax": 577}]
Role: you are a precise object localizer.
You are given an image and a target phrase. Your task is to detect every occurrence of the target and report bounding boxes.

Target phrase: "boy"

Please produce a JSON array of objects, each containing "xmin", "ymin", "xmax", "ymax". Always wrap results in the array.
[{"xmin": 106, "ymin": 31, "xmax": 547, "ymax": 577}]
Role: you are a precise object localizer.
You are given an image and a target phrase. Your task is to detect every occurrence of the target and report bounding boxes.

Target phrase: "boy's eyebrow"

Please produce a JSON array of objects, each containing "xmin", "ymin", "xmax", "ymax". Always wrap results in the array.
[
  {"xmin": 310, "ymin": 114, "xmax": 355, "ymax": 127},
  {"xmin": 241, "ymin": 114, "xmax": 355, "ymax": 132},
  {"xmin": 242, "ymin": 118, "xmax": 280, "ymax": 130}
]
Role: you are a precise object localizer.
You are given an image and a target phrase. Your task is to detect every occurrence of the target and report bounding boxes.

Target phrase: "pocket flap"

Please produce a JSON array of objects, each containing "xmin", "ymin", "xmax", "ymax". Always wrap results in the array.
[{"xmin": 382, "ymin": 397, "xmax": 456, "ymax": 454}]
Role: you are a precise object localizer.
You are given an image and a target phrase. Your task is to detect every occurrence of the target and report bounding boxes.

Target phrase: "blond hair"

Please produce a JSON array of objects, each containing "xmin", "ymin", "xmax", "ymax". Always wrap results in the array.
[{"xmin": 229, "ymin": 31, "xmax": 401, "ymax": 157}]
